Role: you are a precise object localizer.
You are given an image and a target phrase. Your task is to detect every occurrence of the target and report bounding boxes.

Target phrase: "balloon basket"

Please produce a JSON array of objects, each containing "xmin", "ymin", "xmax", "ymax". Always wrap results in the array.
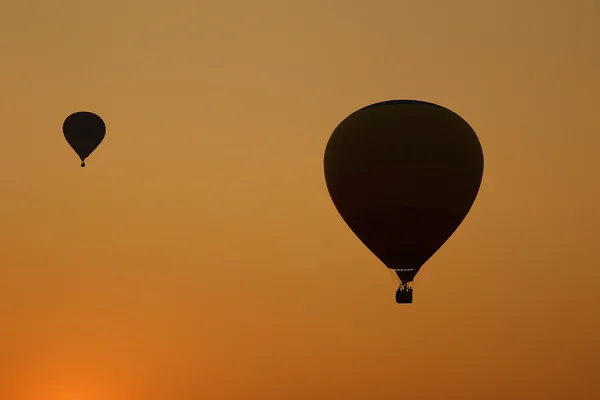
[{"xmin": 395, "ymin": 281, "xmax": 413, "ymax": 304}]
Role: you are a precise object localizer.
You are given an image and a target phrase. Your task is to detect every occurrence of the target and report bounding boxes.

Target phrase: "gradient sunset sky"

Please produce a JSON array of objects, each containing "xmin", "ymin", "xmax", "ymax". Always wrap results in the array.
[{"xmin": 1, "ymin": 0, "xmax": 599, "ymax": 399}]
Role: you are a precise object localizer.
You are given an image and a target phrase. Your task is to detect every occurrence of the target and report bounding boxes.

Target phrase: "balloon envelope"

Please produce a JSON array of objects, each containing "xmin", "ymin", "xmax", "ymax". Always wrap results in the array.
[
  {"xmin": 63, "ymin": 111, "xmax": 106, "ymax": 167},
  {"xmin": 323, "ymin": 100, "xmax": 484, "ymax": 303}
]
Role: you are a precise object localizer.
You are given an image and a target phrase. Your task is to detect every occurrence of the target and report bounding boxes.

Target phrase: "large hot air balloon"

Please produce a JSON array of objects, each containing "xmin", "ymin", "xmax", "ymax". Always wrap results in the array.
[
  {"xmin": 63, "ymin": 111, "xmax": 106, "ymax": 167},
  {"xmin": 323, "ymin": 100, "xmax": 484, "ymax": 303}
]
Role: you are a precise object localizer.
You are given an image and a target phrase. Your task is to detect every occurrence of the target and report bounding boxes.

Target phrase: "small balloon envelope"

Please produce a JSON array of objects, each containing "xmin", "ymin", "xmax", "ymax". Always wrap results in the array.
[
  {"xmin": 323, "ymin": 100, "xmax": 484, "ymax": 303},
  {"xmin": 63, "ymin": 111, "xmax": 106, "ymax": 167}
]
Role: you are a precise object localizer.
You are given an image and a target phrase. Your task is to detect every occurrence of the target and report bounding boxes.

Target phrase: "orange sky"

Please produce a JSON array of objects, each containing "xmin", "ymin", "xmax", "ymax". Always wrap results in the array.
[{"xmin": 1, "ymin": 0, "xmax": 599, "ymax": 399}]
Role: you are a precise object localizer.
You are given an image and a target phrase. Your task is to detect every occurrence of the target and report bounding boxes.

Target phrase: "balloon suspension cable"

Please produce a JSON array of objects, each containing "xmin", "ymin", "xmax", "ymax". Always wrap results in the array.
[{"xmin": 387, "ymin": 269, "xmax": 400, "ymax": 288}]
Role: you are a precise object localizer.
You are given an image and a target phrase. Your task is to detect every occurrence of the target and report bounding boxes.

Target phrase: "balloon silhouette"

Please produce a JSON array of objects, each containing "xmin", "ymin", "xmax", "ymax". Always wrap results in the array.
[
  {"xmin": 324, "ymin": 100, "xmax": 484, "ymax": 303},
  {"xmin": 63, "ymin": 111, "xmax": 106, "ymax": 167}
]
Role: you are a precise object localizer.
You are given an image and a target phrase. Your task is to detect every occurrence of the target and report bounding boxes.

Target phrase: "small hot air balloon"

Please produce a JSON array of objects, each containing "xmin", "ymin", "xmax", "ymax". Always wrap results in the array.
[
  {"xmin": 63, "ymin": 111, "xmax": 106, "ymax": 167},
  {"xmin": 324, "ymin": 100, "xmax": 484, "ymax": 303}
]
